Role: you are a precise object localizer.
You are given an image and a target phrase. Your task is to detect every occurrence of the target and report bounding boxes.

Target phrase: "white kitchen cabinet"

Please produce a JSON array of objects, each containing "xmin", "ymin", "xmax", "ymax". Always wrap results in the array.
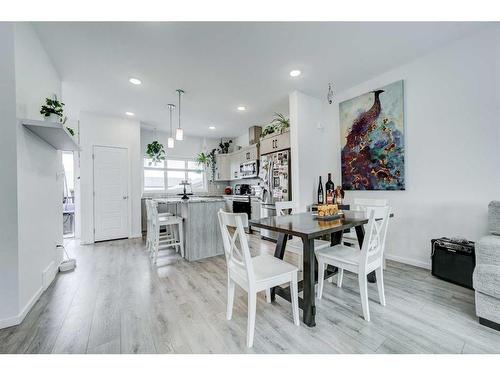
[
  {"xmin": 241, "ymin": 144, "xmax": 258, "ymax": 161},
  {"xmin": 215, "ymin": 154, "xmax": 231, "ymax": 181},
  {"xmin": 229, "ymin": 152, "xmax": 241, "ymax": 180},
  {"xmin": 260, "ymin": 131, "xmax": 290, "ymax": 155}
]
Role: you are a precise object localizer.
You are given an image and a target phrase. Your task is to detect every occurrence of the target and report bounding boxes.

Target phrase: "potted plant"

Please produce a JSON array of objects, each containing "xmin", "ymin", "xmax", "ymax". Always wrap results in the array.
[
  {"xmin": 218, "ymin": 139, "xmax": 232, "ymax": 154},
  {"xmin": 271, "ymin": 112, "xmax": 290, "ymax": 133},
  {"xmin": 146, "ymin": 141, "xmax": 166, "ymax": 165},
  {"xmin": 260, "ymin": 112, "xmax": 290, "ymax": 139},
  {"xmin": 40, "ymin": 96, "xmax": 67, "ymax": 123},
  {"xmin": 196, "ymin": 149, "xmax": 217, "ymax": 182}
]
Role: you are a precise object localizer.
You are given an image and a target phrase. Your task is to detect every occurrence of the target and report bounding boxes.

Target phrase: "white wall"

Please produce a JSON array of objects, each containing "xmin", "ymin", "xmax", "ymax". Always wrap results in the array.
[
  {"xmin": 15, "ymin": 23, "xmax": 64, "ymax": 320},
  {"xmin": 318, "ymin": 26, "xmax": 500, "ymax": 268},
  {"xmin": 79, "ymin": 112, "xmax": 142, "ymax": 244},
  {"xmin": 290, "ymin": 91, "xmax": 337, "ymax": 212},
  {"xmin": 1, "ymin": 22, "xmax": 64, "ymax": 328},
  {"xmin": 0, "ymin": 23, "xmax": 20, "ymax": 327}
]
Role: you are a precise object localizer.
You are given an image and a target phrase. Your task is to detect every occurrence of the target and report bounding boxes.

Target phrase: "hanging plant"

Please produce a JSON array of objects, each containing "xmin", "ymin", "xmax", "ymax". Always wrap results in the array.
[
  {"xmin": 146, "ymin": 141, "xmax": 166, "ymax": 165},
  {"xmin": 40, "ymin": 96, "xmax": 67, "ymax": 123},
  {"xmin": 196, "ymin": 149, "xmax": 217, "ymax": 182}
]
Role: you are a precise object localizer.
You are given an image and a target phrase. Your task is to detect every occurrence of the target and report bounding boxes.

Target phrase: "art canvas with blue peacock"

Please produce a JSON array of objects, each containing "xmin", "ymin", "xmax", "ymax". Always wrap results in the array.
[{"xmin": 340, "ymin": 80, "xmax": 405, "ymax": 190}]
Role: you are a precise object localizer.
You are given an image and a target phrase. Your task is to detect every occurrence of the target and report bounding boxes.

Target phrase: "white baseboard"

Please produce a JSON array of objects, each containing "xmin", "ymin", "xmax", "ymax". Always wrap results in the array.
[
  {"xmin": 0, "ymin": 286, "xmax": 43, "ymax": 330},
  {"xmin": 385, "ymin": 253, "xmax": 431, "ymax": 270},
  {"xmin": 42, "ymin": 261, "xmax": 57, "ymax": 290}
]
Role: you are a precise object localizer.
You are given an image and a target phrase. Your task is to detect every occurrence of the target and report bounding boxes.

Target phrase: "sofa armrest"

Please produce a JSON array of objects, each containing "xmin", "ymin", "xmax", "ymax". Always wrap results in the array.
[
  {"xmin": 489, "ymin": 201, "xmax": 500, "ymax": 235},
  {"xmin": 473, "ymin": 264, "xmax": 500, "ymax": 299},
  {"xmin": 476, "ymin": 235, "xmax": 500, "ymax": 267}
]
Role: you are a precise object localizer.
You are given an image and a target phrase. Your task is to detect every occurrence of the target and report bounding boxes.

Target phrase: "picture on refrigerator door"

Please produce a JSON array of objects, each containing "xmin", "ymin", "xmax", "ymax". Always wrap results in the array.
[{"xmin": 339, "ymin": 80, "xmax": 405, "ymax": 190}]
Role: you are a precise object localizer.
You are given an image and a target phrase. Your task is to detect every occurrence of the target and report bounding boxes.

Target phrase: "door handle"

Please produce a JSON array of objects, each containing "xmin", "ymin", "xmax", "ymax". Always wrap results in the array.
[{"xmin": 123, "ymin": 195, "xmax": 128, "ymax": 199}]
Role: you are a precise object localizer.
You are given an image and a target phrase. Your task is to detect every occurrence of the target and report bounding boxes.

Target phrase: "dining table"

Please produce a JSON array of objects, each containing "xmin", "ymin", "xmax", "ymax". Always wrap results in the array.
[{"xmin": 249, "ymin": 210, "xmax": 393, "ymax": 327}]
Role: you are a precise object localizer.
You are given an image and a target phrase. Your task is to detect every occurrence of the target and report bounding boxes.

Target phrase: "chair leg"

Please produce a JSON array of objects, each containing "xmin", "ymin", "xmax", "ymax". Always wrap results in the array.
[
  {"xmin": 177, "ymin": 222, "xmax": 185, "ymax": 258},
  {"xmin": 317, "ymin": 261, "xmax": 325, "ymax": 300},
  {"xmin": 247, "ymin": 291, "xmax": 257, "ymax": 348},
  {"xmin": 375, "ymin": 267, "xmax": 386, "ymax": 306},
  {"xmin": 358, "ymin": 273, "xmax": 370, "ymax": 321},
  {"xmin": 227, "ymin": 279, "xmax": 235, "ymax": 320},
  {"xmin": 265, "ymin": 289, "xmax": 271, "ymax": 303},
  {"xmin": 298, "ymin": 253, "xmax": 303, "ymax": 272},
  {"xmin": 290, "ymin": 272, "xmax": 300, "ymax": 326},
  {"xmin": 337, "ymin": 268, "xmax": 344, "ymax": 288}
]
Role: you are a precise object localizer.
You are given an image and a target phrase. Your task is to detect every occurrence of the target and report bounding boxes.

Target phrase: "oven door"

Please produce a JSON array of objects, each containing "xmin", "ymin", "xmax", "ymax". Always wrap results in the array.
[{"xmin": 232, "ymin": 196, "xmax": 252, "ymax": 219}]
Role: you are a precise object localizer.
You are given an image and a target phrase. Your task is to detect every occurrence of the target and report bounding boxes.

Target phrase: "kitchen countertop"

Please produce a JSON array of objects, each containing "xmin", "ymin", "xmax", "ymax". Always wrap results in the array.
[{"xmin": 153, "ymin": 197, "xmax": 225, "ymax": 203}]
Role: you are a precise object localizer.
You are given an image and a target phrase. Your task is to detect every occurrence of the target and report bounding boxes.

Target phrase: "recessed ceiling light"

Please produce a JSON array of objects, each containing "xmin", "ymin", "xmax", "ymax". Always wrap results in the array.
[
  {"xmin": 237, "ymin": 106, "xmax": 247, "ymax": 111},
  {"xmin": 125, "ymin": 111, "xmax": 135, "ymax": 116},
  {"xmin": 209, "ymin": 126, "xmax": 216, "ymax": 130},
  {"xmin": 290, "ymin": 70, "xmax": 301, "ymax": 77},
  {"xmin": 129, "ymin": 77, "xmax": 142, "ymax": 85}
]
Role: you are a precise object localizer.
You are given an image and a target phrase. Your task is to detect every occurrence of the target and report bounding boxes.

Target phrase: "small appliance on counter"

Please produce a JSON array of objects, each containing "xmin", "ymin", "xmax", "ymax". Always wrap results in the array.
[
  {"xmin": 234, "ymin": 183, "xmax": 251, "ymax": 196},
  {"xmin": 431, "ymin": 237, "xmax": 475, "ymax": 289}
]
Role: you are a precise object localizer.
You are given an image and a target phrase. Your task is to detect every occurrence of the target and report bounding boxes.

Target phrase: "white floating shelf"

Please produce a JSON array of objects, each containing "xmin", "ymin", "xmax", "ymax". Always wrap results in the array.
[{"xmin": 20, "ymin": 119, "xmax": 80, "ymax": 151}]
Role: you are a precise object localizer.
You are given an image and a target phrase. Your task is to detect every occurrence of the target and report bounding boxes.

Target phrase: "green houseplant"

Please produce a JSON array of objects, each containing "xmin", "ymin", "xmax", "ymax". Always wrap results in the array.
[
  {"xmin": 196, "ymin": 149, "xmax": 217, "ymax": 182},
  {"xmin": 146, "ymin": 141, "xmax": 166, "ymax": 165},
  {"xmin": 40, "ymin": 96, "xmax": 67, "ymax": 123},
  {"xmin": 260, "ymin": 112, "xmax": 290, "ymax": 139}
]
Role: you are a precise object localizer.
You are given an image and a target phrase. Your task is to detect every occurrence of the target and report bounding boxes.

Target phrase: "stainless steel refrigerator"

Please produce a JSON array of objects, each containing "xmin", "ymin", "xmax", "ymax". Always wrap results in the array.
[{"xmin": 258, "ymin": 148, "xmax": 291, "ymax": 240}]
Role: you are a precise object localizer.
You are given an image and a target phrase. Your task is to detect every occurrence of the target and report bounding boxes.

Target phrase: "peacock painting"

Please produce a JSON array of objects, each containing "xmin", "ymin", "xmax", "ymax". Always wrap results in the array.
[{"xmin": 340, "ymin": 80, "xmax": 405, "ymax": 190}]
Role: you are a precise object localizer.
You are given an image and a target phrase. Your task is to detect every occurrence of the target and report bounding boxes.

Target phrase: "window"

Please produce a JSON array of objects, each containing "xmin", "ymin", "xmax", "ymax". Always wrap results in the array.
[{"xmin": 143, "ymin": 157, "xmax": 206, "ymax": 193}]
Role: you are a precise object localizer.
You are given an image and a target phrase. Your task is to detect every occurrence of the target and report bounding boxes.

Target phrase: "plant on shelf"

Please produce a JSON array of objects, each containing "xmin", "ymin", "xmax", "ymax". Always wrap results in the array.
[
  {"xmin": 271, "ymin": 112, "xmax": 290, "ymax": 133},
  {"xmin": 146, "ymin": 141, "xmax": 166, "ymax": 165},
  {"xmin": 260, "ymin": 112, "xmax": 290, "ymax": 139},
  {"xmin": 218, "ymin": 139, "xmax": 232, "ymax": 154},
  {"xmin": 196, "ymin": 149, "xmax": 217, "ymax": 181},
  {"xmin": 40, "ymin": 96, "xmax": 67, "ymax": 123}
]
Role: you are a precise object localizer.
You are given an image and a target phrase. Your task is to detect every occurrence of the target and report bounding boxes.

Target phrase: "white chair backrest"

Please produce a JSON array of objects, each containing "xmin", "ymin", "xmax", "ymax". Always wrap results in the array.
[
  {"xmin": 218, "ymin": 210, "xmax": 255, "ymax": 284},
  {"xmin": 359, "ymin": 206, "xmax": 390, "ymax": 269},
  {"xmin": 353, "ymin": 198, "xmax": 389, "ymax": 219},
  {"xmin": 275, "ymin": 201, "xmax": 298, "ymax": 217}
]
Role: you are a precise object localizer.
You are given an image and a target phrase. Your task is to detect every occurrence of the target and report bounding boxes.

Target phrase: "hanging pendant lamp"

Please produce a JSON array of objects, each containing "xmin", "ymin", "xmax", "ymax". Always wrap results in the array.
[
  {"xmin": 176, "ymin": 89, "xmax": 185, "ymax": 141},
  {"xmin": 167, "ymin": 103, "xmax": 175, "ymax": 148}
]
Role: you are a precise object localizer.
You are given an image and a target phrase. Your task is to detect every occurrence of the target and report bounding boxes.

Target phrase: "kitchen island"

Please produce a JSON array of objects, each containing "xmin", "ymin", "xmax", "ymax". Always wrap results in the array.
[{"xmin": 148, "ymin": 197, "xmax": 225, "ymax": 261}]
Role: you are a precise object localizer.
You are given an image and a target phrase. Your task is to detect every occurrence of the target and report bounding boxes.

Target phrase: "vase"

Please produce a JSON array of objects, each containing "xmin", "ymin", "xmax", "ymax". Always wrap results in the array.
[{"xmin": 44, "ymin": 113, "xmax": 61, "ymax": 123}]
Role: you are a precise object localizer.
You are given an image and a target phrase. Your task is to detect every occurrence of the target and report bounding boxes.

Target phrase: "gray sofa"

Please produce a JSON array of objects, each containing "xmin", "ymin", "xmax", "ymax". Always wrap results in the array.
[{"xmin": 473, "ymin": 201, "xmax": 500, "ymax": 330}]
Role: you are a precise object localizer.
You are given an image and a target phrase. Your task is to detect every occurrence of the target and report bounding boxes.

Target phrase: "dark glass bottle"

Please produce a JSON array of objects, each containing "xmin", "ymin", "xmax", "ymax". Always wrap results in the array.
[
  {"xmin": 325, "ymin": 173, "xmax": 335, "ymax": 204},
  {"xmin": 317, "ymin": 176, "xmax": 324, "ymax": 204}
]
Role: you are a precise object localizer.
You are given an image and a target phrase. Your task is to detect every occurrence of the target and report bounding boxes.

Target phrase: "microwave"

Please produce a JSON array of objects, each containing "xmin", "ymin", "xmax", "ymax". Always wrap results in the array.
[{"xmin": 240, "ymin": 160, "xmax": 258, "ymax": 178}]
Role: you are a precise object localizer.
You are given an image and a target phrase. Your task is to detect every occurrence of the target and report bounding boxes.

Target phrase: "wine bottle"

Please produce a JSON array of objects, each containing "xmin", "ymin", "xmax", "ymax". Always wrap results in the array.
[
  {"xmin": 317, "ymin": 176, "xmax": 324, "ymax": 204},
  {"xmin": 325, "ymin": 173, "xmax": 335, "ymax": 204}
]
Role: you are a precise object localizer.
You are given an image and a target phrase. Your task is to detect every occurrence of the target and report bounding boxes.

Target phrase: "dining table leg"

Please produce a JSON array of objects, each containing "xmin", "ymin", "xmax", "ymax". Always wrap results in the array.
[
  {"xmin": 270, "ymin": 233, "xmax": 288, "ymax": 302},
  {"xmin": 302, "ymin": 237, "xmax": 316, "ymax": 327},
  {"xmin": 355, "ymin": 225, "xmax": 377, "ymax": 283}
]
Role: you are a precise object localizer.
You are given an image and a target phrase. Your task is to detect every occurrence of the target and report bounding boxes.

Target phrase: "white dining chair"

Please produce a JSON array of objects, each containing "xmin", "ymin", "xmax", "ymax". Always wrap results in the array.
[
  {"xmin": 343, "ymin": 198, "xmax": 388, "ymax": 247},
  {"xmin": 275, "ymin": 201, "xmax": 330, "ymax": 271},
  {"xmin": 315, "ymin": 206, "xmax": 390, "ymax": 321},
  {"xmin": 148, "ymin": 200, "xmax": 185, "ymax": 264},
  {"xmin": 218, "ymin": 209, "xmax": 300, "ymax": 348}
]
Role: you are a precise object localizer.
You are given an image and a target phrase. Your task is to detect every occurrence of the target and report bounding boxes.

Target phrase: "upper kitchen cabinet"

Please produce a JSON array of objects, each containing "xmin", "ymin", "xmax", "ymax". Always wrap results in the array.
[
  {"xmin": 241, "ymin": 143, "xmax": 259, "ymax": 161},
  {"xmin": 260, "ymin": 131, "xmax": 290, "ymax": 155},
  {"xmin": 215, "ymin": 154, "xmax": 231, "ymax": 181}
]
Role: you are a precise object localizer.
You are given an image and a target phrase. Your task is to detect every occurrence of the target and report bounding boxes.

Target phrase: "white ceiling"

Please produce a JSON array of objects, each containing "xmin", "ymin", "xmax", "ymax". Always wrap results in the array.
[{"xmin": 33, "ymin": 22, "xmax": 489, "ymax": 138}]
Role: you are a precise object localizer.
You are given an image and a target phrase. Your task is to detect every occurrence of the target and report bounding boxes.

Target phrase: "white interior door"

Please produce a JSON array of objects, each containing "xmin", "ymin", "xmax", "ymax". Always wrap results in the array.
[{"xmin": 93, "ymin": 146, "xmax": 129, "ymax": 241}]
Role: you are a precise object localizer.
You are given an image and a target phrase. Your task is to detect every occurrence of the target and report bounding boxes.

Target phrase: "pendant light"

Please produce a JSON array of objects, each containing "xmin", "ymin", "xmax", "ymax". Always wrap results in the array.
[
  {"xmin": 327, "ymin": 83, "xmax": 334, "ymax": 104},
  {"xmin": 167, "ymin": 103, "xmax": 175, "ymax": 148},
  {"xmin": 176, "ymin": 89, "xmax": 185, "ymax": 141}
]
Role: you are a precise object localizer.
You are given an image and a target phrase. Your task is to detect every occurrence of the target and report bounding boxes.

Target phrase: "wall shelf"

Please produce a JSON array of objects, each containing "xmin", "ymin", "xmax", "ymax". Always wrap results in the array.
[{"xmin": 20, "ymin": 119, "xmax": 80, "ymax": 151}]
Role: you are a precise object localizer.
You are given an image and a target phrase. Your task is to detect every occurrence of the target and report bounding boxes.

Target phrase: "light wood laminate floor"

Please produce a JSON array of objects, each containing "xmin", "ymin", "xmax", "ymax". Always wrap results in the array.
[{"xmin": 1, "ymin": 235, "xmax": 498, "ymax": 354}]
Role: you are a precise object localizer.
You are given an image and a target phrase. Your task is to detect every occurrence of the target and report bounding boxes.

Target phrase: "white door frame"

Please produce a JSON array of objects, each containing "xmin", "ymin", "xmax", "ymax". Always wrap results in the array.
[{"xmin": 92, "ymin": 145, "xmax": 131, "ymax": 242}]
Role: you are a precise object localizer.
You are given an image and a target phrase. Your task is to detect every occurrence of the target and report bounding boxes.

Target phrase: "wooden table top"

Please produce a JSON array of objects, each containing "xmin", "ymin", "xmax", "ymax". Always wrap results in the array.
[{"xmin": 249, "ymin": 210, "xmax": 392, "ymax": 239}]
